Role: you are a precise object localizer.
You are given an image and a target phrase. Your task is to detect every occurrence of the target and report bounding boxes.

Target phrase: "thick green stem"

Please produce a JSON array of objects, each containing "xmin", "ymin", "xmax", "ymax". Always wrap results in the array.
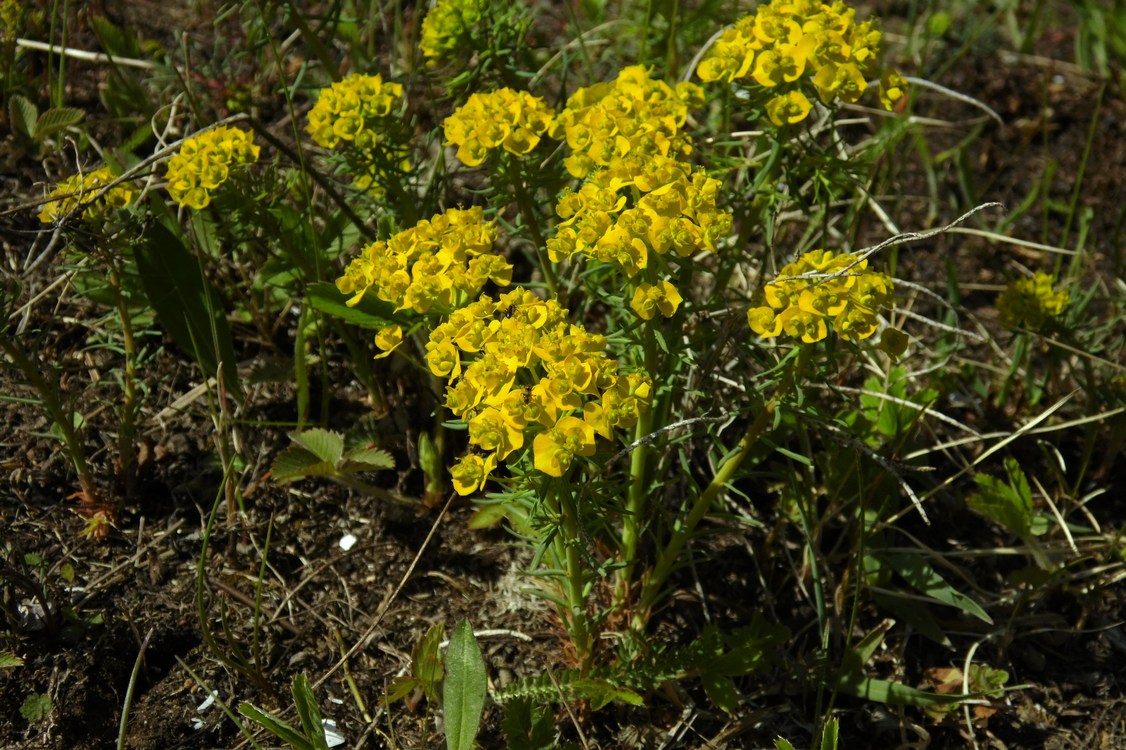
[
  {"xmin": 0, "ymin": 333, "xmax": 98, "ymax": 505},
  {"xmin": 633, "ymin": 397, "xmax": 777, "ymax": 632}
]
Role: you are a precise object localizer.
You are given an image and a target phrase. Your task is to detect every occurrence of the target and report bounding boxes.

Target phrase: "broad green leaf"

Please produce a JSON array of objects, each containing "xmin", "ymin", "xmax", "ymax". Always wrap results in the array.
[
  {"xmin": 133, "ymin": 220, "xmax": 241, "ymax": 397},
  {"xmin": 444, "ymin": 620, "xmax": 488, "ymax": 750},
  {"xmin": 35, "ymin": 108, "xmax": 85, "ymax": 138},
  {"xmin": 20, "ymin": 693, "xmax": 52, "ymax": 723},
  {"xmin": 384, "ymin": 676, "xmax": 420, "ymax": 705},
  {"xmin": 774, "ymin": 739, "xmax": 796, "ymax": 750},
  {"xmin": 415, "ymin": 623, "xmax": 446, "ymax": 703},
  {"xmin": 239, "ymin": 702, "xmax": 312, "ymax": 750},
  {"xmin": 883, "ymin": 552, "xmax": 993, "ymax": 624},
  {"xmin": 271, "ymin": 446, "xmax": 335, "ymax": 483},
  {"xmin": 342, "ymin": 446, "xmax": 395, "ymax": 470},
  {"xmin": 291, "ymin": 673, "xmax": 329, "ymax": 750},
  {"xmin": 701, "ymin": 671, "xmax": 740, "ymax": 714},
  {"xmin": 289, "ymin": 428, "xmax": 345, "ymax": 465},
  {"xmin": 9, "ymin": 95, "xmax": 37, "ymax": 138},
  {"xmin": 306, "ymin": 281, "xmax": 396, "ymax": 329}
]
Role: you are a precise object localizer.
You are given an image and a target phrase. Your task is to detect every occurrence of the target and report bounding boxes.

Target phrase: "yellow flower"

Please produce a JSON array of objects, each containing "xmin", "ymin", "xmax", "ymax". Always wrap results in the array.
[
  {"xmin": 630, "ymin": 280, "xmax": 683, "ymax": 320},
  {"xmin": 373, "ymin": 325, "xmax": 403, "ymax": 359},
  {"xmin": 164, "ymin": 126, "xmax": 259, "ymax": 209},
  {"xmin": 38, "ymin": 167, "xmax": 134, "ymax": 224},
  {"xmin": 765, "ymin": 90, "xmax": 813, "ymax": 126},
  {"xmin": 533, "ymin": 416, "xmax": 596, "ymax": 477},
  {"xmin": 450, "ymin": 452, "xmax": 497, "ymax": 495},
  {"xmin": 996, "ymin": 272, "xmax": 1069, "ymax": 331},
  {"xmin": 879, "ymin": 71, "xmax": 908, "ymax": 110},
  {"xmin": 749, "ymin": 249, "xmax": 893, "ymax": 343},
  {"xmin": 420, "ymin": 0, "xmax": 489, "ymax": 63},
  {"xmin": 443, "ymin": 89, "xmax": 555, "ymax": 166},
  {"xmin": 306, "ymin": 73, "xmax": 404, "ymax": 150}
]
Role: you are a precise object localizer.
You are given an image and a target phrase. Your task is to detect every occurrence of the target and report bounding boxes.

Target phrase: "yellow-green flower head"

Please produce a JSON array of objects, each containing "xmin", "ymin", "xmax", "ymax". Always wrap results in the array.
[
  {"xmin": 630, "ymin": 280, "xmax": 683, "ymax": 320},
  {"xmin": 306, "ymin": 73, "xmax": 403, "ymax": 150},
  {"xmin": 443, "ymin": 88, "xmax": 556, "ymax": 166},
  {"xmin": 747, "ymin": 249, "xmax": 893, "ymax": 343},
  {"xmin": 420, "ymin": 0, "xmax": 489, "ymax": 64},
  {"xmin": 547, "ymin": 155, "xmax": 732, "ymax": 281},
  {"xmin": 336, "ymin": 206, "xmax": 510, "ymax": 315},
  {"xmin": 164, "ymin": 126, "xmax": 259, "ymax": 210},
  {"xmin": 996, "ymin": 271, "xmax": 1069, "ymax": 331},
  {"xmin": 548, "ymin": 65, "xmax": 704, "ymax": 180},
  {"xmin": 430, "ymin": 287, "xmax": 652, "ymax": 491},
  {"xmin": 696, "ymin": 0, "xmax": 904, "ymax": 125},
  {"xmin": 38, "ymin": 167, "xmax": 134, "ymax": 224}
]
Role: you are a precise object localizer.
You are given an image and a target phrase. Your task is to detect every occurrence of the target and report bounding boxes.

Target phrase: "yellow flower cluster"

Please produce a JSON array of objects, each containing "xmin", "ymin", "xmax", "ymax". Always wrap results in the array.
[
  {"xmin": 165, "ymin": 126, "xmax": 259, "ymax": 210},
  {"xmin": 547, "ymin": 155, "xmax": 731, "ymax": 285},
  {"xmin": 420, "ymin": 0, "xmax": 488, "ymax": 64},
  {"xmin": 696, "ymin": 0, "xmax": 905, "ymax": 126},
  {"xmin": 443, "ymin": 88, "xmax": 555, "ymax": 166},
  {"xmin": 306, "ymin": 73, "xmax": 403, "ymax": 151},
  {"xmin": 548, "ymin": 65, "xmax": 704, "ymax": 179},
  {"xmin": 747, "ymin": 250, "xmax": 893, "ymax": 343},
  {"xmin": 38, "ymin": 167, "xmax": 134, "ymax": 224},
  {"xmin": 335, "ymin": 206, "xmax": 512, "ymax": 333},
  {"xmin": 996, "ymin": 272, "xmax": 1069, "ymax": 331},
  {"xmin": 427, "ymin": 288, "xmax": 652, "ymax": 491}
]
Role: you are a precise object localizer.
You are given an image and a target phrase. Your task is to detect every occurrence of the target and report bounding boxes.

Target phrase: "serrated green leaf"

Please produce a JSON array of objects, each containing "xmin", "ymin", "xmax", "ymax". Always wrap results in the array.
[
  {"xmin": 0, "ymin": 652, "xmax": 24, "ymax": 669},
  {"xmin": 289, "ymin": 428, "xmax": 344, "ymax": 465},
  {"xmin": 239, "ymin": 702, "xmax": 312, "ymax": 750},
  {"xmin": 501, "ymin": 698, "xmax": 555, "ymax": 750},
  {"xmin": 291, "ymin": 673, "xmax": 329, "ymax": 750},
  {"xmin": 9, "ymin": 95, "xmax": 38, "ymax": 138},
  {"xmin": 444, "ymin": 620, "xmax": 487, "ymax": 750},
  {"xmin": 271, "ymin": 446, "xmax": 335, "ymax": 483},
  {"xmin": 883, "ymin": 552, "xmax": 993, "ymax": 624},
  {"xmin": 35, "ymin": 108, "xmax": 85, "ymax": 138},
  {"xmin": 969, "ymin": 457, "xmax": 1034, "ymax": 539},
  {"xmin": 342, "ymin": 446, "xmax": 395, "ymax": 471},
  {"xmin": 307, "ymin": 281, "xmax": 396, "ymax": 329},
  {"xmin": 819, "ymin": 717, "xmax": 839, "ymax": 750},
  {"xmin": 570, "ymin": 678, "xmax": 643, "ymax": 710},
  {"xmin": 20, "ymin": 693, "xmax": 52, "ymax": 723},
  {"xmin": 133, "ymin": 219, "xmax": 241, "ymax": 397}
]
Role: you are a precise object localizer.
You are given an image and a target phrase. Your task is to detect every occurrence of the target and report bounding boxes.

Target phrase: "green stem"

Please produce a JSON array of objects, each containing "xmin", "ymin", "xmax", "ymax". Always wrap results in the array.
[
  {"xmin": 0, "ymin": 332, "xmax": 98, "ymax": 506},
  {"xmin": 506, "ymin": 160, "xmax": 559, "ymax": 299},
  {"xmin": 108, "ymin": 260, "xmax": 138, "ymax": 500},
  {"xmin": 633, "ymin": 396, "xmax": 777, "ymax": 632},
  {"xmin": 553, "ymin": 479, "xmax": 592, "ymax": 670}
]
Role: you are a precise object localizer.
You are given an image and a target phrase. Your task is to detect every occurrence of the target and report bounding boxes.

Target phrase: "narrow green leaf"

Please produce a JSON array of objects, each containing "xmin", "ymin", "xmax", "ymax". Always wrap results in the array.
[
  {"xmin": 883, "ymin": 553, "xmax": 993, "ymax": 624},
  {"xmin": 307, "ymin": 281, "xmax": 396, "ymax": 329},
  {"xmin": 239, "ymin": 702, "xmax": 312, "ymax": 750},
  {"xmin": 383, "ymin": 675, "xmax": 422, "ymax": 705},
  {"xmin": 835, "ymin": 673, "xmax": 970, "ymax": 707},
  {"xmin": 133, "ymin": 220, "xmax": 241, "ymax": 397},
  {"xmin": 840, "ymin": 619, "xmax": 894, "ymax": 676},
  {"xmin": 818, "ymin": 717, "xmax": 839, "ymax": 750},
  {"xmin": 9, "ymin": 95, "xmax": 38, "ymax": 138},
  {"xmin": 774, "ymin": 739, "xmax": 796, "ymax": 750},
  {"xmin": 415, "ymin": 623, "xmax": 446, "ymax": 703},
  {"xmin": 289, "ymin": 428, "xmax": 345, "ymax": 465},
  {"xmin": 444, "ymin": 620, "xmax": 488, "ymax": 750},
  {"xmin": 291, "ymin": 673, "xmax": 329, "ymax": 750}
]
